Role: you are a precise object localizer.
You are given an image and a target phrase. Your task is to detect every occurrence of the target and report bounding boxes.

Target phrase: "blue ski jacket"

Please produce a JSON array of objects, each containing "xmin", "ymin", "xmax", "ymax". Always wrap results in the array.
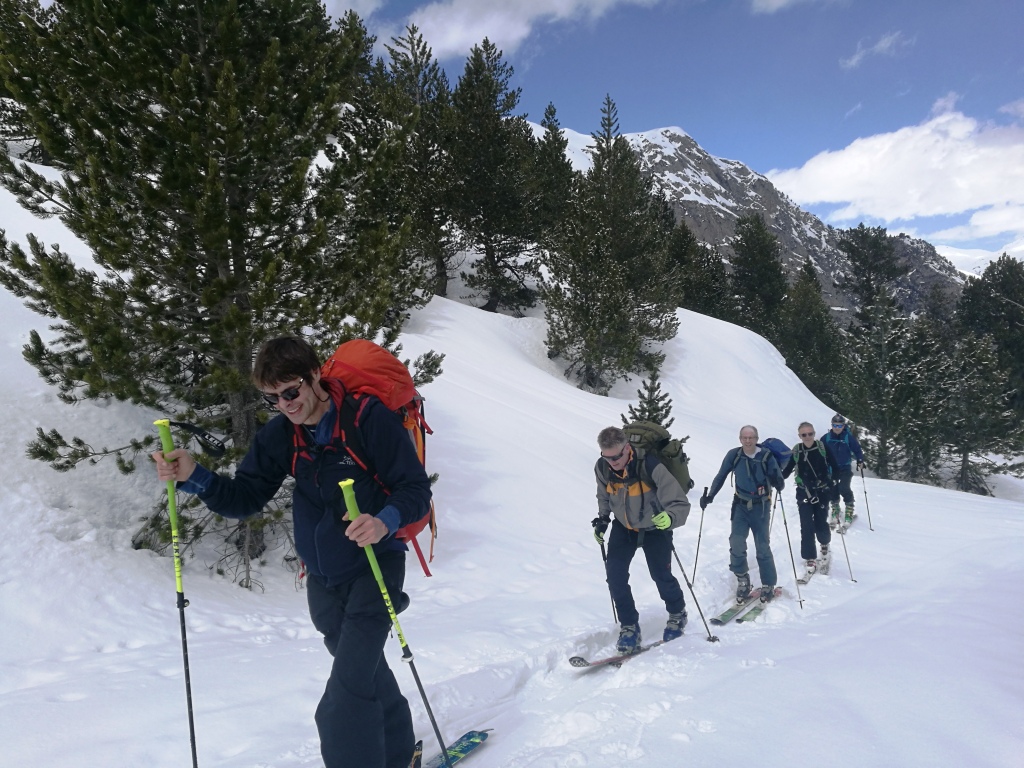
[{"xmin": 822, "ymin": 426, "xmax": 864, "ymax": 469}]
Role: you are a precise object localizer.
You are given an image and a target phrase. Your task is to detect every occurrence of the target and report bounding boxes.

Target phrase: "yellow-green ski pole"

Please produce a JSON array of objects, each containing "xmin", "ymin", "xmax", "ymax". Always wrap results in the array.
[
  {"xmin": 338, "ymin": 480, "xmax": 452, "ymax": 768},
  {"xmin": 155, "ymin": 420, "xmax": 199, "ymax": 768}
]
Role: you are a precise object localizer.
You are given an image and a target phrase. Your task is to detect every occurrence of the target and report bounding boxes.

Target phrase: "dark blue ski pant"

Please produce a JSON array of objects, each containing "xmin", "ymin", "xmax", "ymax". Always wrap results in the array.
[
  {"xmin": 307, "ymin": 553, "xmax": 414, "ymax": 768},
  {"xmin": 605, "ymin": 520, "xmax": 685, "ymax": 627}
]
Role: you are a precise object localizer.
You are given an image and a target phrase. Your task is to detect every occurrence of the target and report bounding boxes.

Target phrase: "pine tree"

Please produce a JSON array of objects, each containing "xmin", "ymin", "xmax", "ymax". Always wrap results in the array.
[
  {"xmin": 375, "ymin": 24, "xmax": 460, "ymax": 297},
  {"xmin": 541, "ymin": 96, "xmax": 679, "ymax": 394},
  {"xmin": 0, "ymin": 4, "xmax": 430, "ymax": 558},
  {"xmin": 937, "ymin": 333, "xmax": 1022, "ymax": 493},
  {"xmin": 778, "ymin": 259, "xmax": 847, "ymax": 405},
  {"xmin": 449, "ymin": 38, "xmax": 537, "ymax": 313},
  {"xmin": 956, "ymin": 253, "xmax": 1024, "ymax": 417},
  {"xmin": 529, "ymin": 102, "xmax": 576, "ymax": 241},
  {"xmin": 668, "ymin": 225, "xmax": 733, "ymax": 321},
  {"xmin": 621, "ymin": 369, "xmax": 674, "ymax": 428},
  {"xmin": 845, "ymin": 300, "xmax": 914, "ymax": 479},
  {"xmin": 837, "ymin": 224, "xmax": 908, "ymax": 327},
  {"xmin": 730, "ymin": 213, "xmax": 788, "ymax": 342}
]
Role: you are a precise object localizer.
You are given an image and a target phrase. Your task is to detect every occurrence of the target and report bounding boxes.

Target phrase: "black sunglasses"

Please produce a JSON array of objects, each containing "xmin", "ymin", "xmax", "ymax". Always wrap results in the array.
[
  {"xmin": 262, "ymin": 379, "xmax": 304, "ymax": 406},
  {"xmin": 799, "ymin": 431, "xmax": 815, "ymax": 438},
  {"xmin": 601, "ymin": 444, "xmax": 629, "ymax": 463}
]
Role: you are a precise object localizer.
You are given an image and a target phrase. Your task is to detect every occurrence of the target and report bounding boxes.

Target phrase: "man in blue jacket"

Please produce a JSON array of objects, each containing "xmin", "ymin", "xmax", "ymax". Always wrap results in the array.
[
  {"xmin": 822, "ymin": 414, "xmax": 865, "ymax": 531},
  {"xmin": 700, "ymin": 426, "xmax": 784, "ymax": 603},
  {"xmin": 154, "ymin": 336, "xmax": 431, "ymax": 768}
]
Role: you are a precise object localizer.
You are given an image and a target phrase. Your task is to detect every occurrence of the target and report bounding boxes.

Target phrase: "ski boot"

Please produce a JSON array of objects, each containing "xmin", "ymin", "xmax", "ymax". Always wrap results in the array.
[
  {"xmin": 736, "ymin": 572, "xmax": 752, "ymax": 603},
  {"xmin": 818, "ymin": 544, "xmax": 832, "ymax": 575},
  {"xmin": 759, "ymin": 585, "xmax": 777, "ymax": 603},
  {"xmin": 829, "ymin": 502, "xmax": 842, "ymax": 530},
  {"xmin": 664, "ymin": 611, "xmax": 688, "ymax": 642},
  {"xmin": 616, "ymin": 623, "xmax": 641, "ymax": 654}
]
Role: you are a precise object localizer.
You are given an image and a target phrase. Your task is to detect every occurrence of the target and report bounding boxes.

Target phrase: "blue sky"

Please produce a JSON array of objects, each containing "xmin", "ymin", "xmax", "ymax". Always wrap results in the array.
[{"xmin": 330, "ymin": 0, "xmax": 1024, "ymax": 267}]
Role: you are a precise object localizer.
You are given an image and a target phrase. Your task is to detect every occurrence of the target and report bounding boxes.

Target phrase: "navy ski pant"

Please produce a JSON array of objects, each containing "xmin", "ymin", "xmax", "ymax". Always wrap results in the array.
[
  {"xmin": 796, "ymin": 486, "xmax": 832, "ymax": 560},
  {"xmin": 307, "ymin": 553, "xmax": 414, "ymax": 768},
  {"xmin": 605, "ymin": 520, "xmax": 685, "ymax": 627},
  {"xmin": 728, "ymin": 495, "xmax": 777, "ymax": 587},
  {"xmin": 832, "ymin": 467, "xmax": 855, "ymax": 507}
]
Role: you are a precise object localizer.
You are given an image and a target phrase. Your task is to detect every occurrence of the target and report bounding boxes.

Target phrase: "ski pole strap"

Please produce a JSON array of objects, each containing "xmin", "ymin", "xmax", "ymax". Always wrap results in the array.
[
  {"xmin": 338, "ymin": 479, "xmax": 410, "ymax": 653},
  {"xmin": 167, "ymin": 420, "xmax": 227, "ymax": 457}
]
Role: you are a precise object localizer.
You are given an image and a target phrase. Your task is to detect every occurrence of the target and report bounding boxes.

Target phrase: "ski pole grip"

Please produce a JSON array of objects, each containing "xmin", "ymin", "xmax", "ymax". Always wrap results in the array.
[
  {"xmin": 155, "ymin": 419, "xmax": 176, "ymax": 455},
  {"xmin": 339, "ymin": 478, "xmax": 361, "ymax": 520}
]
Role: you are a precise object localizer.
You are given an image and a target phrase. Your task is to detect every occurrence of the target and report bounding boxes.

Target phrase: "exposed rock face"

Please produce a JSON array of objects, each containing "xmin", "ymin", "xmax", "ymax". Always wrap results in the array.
[{"xmin": 624, "ymin": 127, "xmax": 964, "ymax": 317}]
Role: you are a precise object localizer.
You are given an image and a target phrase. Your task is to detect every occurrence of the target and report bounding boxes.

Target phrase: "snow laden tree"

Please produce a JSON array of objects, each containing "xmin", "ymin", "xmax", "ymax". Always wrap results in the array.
[
  {"xmin": 621, "ymin": 369, "xmax": 675, "ymax": 428},
  {"xmin": 374, "ymin": 24, "xmax": 460, "ymax": 297},
  {"xmin": 936, "ymin": 333, "xmax": 1023, "ymax": 493},
  {"xmin": 778, "ymin": 259, "xmax": 848, "ymax": 407},
  {"xmin": 891, "ymin": 317, "xmax": 950, "ymax": 485},
  {"xmin": 448, "ymin": 38, "xmax": 537, "ymax": 313},
  {"xmin": 541, "ymin": 96, "xmax": 679, "ymax": 394},
  {"xmin": 0, "ymin": 3, "xmax": 430, "ymax": 565},
  {"xmin": 844, "ymin": 300, "xmax": 915, "ymax": 479},
  {"xmin": 957, "ymin": 253, "xmax": 1024, "ymax": 418},
  {"xmin": 730, "ymin": 213, "xmax": 788, "ymax": 343},
  {"xmin": 837, "ymin": 224, "xmax": 908, "ymax": 328}
]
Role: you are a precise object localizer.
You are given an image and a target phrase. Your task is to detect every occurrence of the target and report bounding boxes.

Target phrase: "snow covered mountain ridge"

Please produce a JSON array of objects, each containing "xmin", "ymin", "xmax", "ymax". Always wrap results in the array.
[{"xmin": 555, "ymin": 123, "xmax": 965, "ymax": 316}]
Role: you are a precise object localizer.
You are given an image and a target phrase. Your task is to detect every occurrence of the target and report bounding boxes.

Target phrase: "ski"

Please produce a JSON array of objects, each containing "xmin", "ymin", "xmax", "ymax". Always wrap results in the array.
[
  {"xmin": 797, "ymin": 569, "xmax": 816, "ymax": 585},
  {"xmin": 735, "ymin": 587, "xmax": 783, "ymax": 623},
  {"xmin": 709, "ymin": 591, "xmax": 761, "ymax": 625},
  {"xmin": 570, "ymin": 639, "xmax": 668, "ymax": 669},
  {"xmin": 423, "ymin": 730, "xmax": 491, "ymax": 768}
]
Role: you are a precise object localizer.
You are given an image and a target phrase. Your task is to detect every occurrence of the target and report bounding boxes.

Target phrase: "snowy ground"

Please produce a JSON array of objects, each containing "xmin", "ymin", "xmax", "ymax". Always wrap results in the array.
[{"xmin": 2, "ymin": 180, "xmax": 1024, "ymax": 767}]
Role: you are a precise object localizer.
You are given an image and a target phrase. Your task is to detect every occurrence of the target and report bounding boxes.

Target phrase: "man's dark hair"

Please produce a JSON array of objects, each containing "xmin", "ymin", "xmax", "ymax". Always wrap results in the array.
[{"xmin": 252, "ymin": 336, "xmax": 321, "ymax": 388}]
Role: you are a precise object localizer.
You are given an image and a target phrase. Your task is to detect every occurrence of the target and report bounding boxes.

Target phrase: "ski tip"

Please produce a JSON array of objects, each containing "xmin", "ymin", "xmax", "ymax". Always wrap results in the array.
[{"xmin": 569, "ymin": 656, "xmax": 591, "ymax": 668}]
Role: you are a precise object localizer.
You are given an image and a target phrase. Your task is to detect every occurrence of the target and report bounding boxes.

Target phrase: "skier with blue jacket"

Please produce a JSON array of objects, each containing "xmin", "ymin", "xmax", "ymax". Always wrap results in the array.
[
  {"xmin": 700, "ymin": 425, "xmax": 784, "ymax": 603},
  {"xmin": 822, "ymin": 414, "xmax": 864, "ymax": 531}
]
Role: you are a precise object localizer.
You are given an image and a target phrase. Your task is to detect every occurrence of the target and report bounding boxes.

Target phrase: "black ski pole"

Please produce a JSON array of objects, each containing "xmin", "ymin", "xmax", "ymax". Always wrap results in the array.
[
  {"xmin": 836, "ymin": 522, "xmax": 858, "ymax": 582},
  {"xmin": 155, "ymin": 420, "xmax": 200, "ymax": 768},
  {"xmin": 669, "ymin": 544, "xmax": 719, "ymax": 643},
  {"xmin": 859, "ymin": 465, "xmax": 874, "ymax": 531},
  {"xmin": 691, "ymin": 486, "xmax": 707, "ymax": 581},
  {"xmin": 339, "ymin": 480, "xmax": 453, "ymax": 768},
  {"xmin": 598, "ymin": 539, "xmax": 618, "ymax": 624},
  {"xmin": 776, "ymin": 496, "xmax": 804, "ymax": 610}
]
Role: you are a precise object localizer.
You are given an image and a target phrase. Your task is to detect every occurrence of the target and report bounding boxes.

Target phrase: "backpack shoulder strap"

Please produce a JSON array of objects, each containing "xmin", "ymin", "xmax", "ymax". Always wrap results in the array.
[{"xmin": 641, "ymin": 450, "xmax": 659, "ymax": 489}]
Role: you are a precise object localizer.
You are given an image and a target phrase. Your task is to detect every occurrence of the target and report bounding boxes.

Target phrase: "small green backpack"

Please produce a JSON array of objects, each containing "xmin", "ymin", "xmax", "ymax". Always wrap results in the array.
[{"xmin": 623, "ymin": 421, "xmax": 693, "ymax": 492}]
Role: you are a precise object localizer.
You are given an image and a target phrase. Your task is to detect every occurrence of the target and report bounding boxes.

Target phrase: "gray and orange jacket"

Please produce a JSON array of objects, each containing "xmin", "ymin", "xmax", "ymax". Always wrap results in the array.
[{"xmin": 595, "ymin": 447, "xmax": 691, "ymax": 531}]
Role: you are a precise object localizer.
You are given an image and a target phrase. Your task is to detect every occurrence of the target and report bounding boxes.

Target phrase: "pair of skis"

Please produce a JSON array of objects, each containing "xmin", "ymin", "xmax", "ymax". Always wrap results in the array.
[
  {"xmin": 411, "ymin": 730, "xmax": 490, "ymax": 768},
  {"xmin": 709, "ymin": 586, "xmax": 783, "ymax": 626}
]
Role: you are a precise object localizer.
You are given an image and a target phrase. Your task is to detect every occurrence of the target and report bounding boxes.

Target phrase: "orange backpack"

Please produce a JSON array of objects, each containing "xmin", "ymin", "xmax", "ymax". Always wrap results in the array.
[{"xmin": 319, "ymin": 339, "xmax": 436, "ymax": 575}]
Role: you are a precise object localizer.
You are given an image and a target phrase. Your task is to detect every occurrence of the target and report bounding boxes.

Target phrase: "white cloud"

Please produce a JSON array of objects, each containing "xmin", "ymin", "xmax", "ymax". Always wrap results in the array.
[
  {"xmin": 323, "ymin": 0, "xmax": 386, "ymax": 22},
  {"xmin": 766, "ymin": 95, "xmax": 1024, "ymax": 250},
  {"xmin": 1000, "ymin": 99, "xmax": 1024, "ymax": 120},
  {"xmin": 402, "ymin": 0, "xmax": 662, "ymax": 61},
  {"xmin": 750, "ymin": 0, "xmax": 836, "ymax": 13},
  {"xmin": 840, "ymin": 30, "xmax": 913, "ymax": 70}
]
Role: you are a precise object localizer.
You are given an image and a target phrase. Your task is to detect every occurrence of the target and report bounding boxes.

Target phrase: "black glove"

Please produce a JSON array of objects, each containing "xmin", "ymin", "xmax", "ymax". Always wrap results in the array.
[
  {"xmin": 774, "ymin": 480, "xmax": 784, "ymax": 493},
  {"xmin": 592, "ymin": 516, "xmax": 609, "ymax": 544},
  {"xmin": 699, "ymin": 492, "xmax": 710, "ymax": 511},
  {"xmin": 857, "ymin": 461, "xmax": 865, "ymax": 471}
]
